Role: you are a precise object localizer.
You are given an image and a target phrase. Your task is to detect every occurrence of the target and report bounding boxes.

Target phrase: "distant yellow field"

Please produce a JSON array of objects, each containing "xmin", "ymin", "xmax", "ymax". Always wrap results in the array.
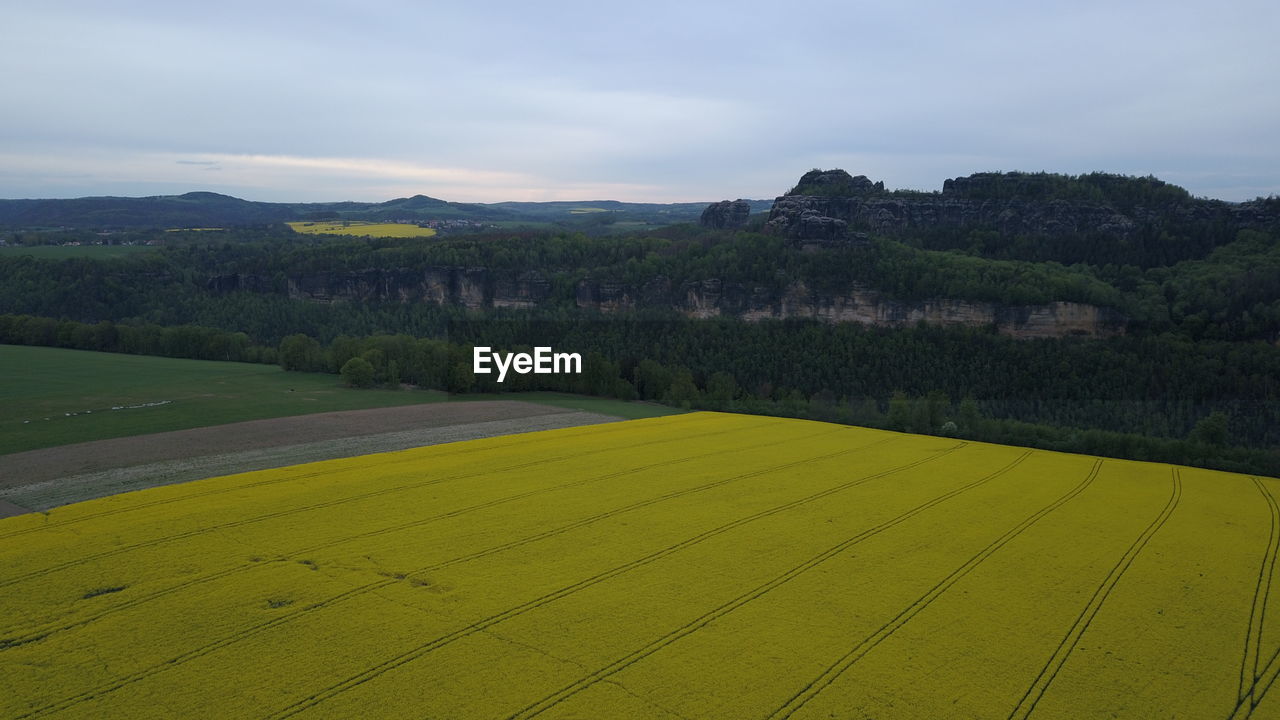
[
  {"xmin": 286, "ymin": 221, "xmax": 437, "ymax": 238},
  {"xmin": 1, "ymin": 412, "xmax": 1277, "ymax": 719}
]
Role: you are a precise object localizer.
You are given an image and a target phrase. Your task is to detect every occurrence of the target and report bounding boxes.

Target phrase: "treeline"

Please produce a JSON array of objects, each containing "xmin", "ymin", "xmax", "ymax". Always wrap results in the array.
[
  {"xmin": 944, "ymin": 171, "xmax": 1193, "ymax": 209},
  {"xmin": 4, "ymin": 313, "xmax": 1277, "ymax": 477},
  {"xmin": 900, "ymin": 219, "xmax": 1246, "ymax": 269},
  {"xmin": 1, "ymin": 240, "xmax": 1277, "ymax": 441},
  {"xmin": 9, "ymin": 221, "xmax": 1277, "ymax": 341},
  {"xmin": 187, "ymin": 229, "xmax": 1121, "ymax": 308},
  {"xmin": 893, "ymin": 173, "xmax": 1278, "ymax": 268},
  {"xmin": 443, "ymin": 317, "xmax": 1280, "ymax": 447},
  {"xmin": 0, "ymin": 314, "xmax": 277, "ymax": 364}
]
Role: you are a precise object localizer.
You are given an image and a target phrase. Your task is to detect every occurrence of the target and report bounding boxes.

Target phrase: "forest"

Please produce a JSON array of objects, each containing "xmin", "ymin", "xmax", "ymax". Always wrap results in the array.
[{"xmin": 1, "ymin": 171, "xmax": 1277, "ymax": 476}]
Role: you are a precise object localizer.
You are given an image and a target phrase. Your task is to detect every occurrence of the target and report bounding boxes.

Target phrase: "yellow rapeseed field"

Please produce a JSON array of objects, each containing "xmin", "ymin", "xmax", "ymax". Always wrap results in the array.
[
  {"xmin": 285, "ymin": 221, "xmax": 438, "ymax": 238},
  {"xmin": 1, "ymin": 412, "xmax": 1277, "ymax": 719}
]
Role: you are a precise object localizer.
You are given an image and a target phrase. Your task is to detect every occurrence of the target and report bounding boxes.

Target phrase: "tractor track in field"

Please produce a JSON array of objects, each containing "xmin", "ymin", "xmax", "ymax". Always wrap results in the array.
[
  {"xmin": 502, "ymin": 447, "xmax": 1045, "ymax": 720},
  {"xmin": 1229, "ymin": 478, "xmax": 1280, "ymax": 720},
  {"xmin": 766, "ymin": 457, "xmax": 1099, "ymax": 720},
  {"xmin": 0, "ymin": 422, "xmax": 823, "ymax": 647},
  {"xmin": 1007, "ymin": 467, "xmax": 1182, "ymax": 720},
  {"xmin": 269, "ymin": 440, "xmax": 962, "ymax": 720},
  {"xmin": 1237, "ymin": 652, "xmax": 1280, "ymax": 720},
  {"xmin": 1240, "ymin": 479, "xmax": 1280, "ymax": 704},
  {"xmin": 0, "ymin": 419, "xmax": 750, "ymax": 596},
  {"xmin": 15, "ymin": 433, "xmax": 911, "ymax": 719},
  {"xmin": 0, "ymin": 409, "xmax": 647, "ymax": 538}
]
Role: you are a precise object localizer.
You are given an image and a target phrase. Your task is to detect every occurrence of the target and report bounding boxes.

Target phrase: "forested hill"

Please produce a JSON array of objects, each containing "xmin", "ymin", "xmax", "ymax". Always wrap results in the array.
[
  {"xmin": 1, "ymin": 169, "xmax": 1278, "ymax": 475},
  {"xmin": 762, "ymin": 169, "xmax": 1280, "ymax": 268},
  {"xmin": 0, "ymin": 192, "xmax": 772, "ymax": 229}
]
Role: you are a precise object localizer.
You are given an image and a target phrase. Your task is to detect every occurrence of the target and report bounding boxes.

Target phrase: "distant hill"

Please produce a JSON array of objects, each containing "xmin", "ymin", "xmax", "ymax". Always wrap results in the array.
[
  {"xmin": 0, "ymin": 192, "xmax": 771, "ymax": 230},
  {"xmin": 487, "ymin": 199, "xmax": 773, "ymax": 222},
  {"xmin": 0, "ymin": 192, "xmax": 294, "ymax": 228},
  {"xmin": 765, "ymin": 169, "xmax": 1280, "ymax": 267}
]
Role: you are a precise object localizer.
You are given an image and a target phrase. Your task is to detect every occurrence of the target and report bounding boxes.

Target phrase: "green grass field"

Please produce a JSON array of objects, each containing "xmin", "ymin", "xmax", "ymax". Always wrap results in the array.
[
  {"xmin": 0, "ymin": 245, "xmax": 157, "ymax": 259},
  {"xmin": 0, "ymin": 346, "xmax": 676, "ymax": 455},
  {"xmin": 0, "ymin": 345, "xmax": 446, "ymax": 455}
]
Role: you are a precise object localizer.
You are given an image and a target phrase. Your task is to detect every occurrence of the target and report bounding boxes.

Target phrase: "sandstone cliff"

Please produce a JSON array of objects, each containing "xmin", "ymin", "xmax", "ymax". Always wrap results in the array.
[
  {"xmin": 207, "ymin": 268, "xmax": 551, "ymax": 310},
  {"xmin": 208, "ymin": 268, "xmax": 1126, "ymax": 338},
  {"xmin": 765, "ymin": 169, "xmax": 1278, "ymax": 247},
  {"xmin": 699, "ymin": 199, "xmax": 752, "ymax": 229},
  {"xmin": 573, "ymin": 277, "xmax": 1126, "ymax": 338}
]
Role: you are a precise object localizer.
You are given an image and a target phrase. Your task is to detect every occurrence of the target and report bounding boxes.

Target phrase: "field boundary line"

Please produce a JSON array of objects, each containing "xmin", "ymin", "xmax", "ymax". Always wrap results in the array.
[
  {"xmin": 0, "ymin": 425, "xmax": 835, "ymax": 646},
  {"xmin": 487, "ymin": 447, "xmax": 1043, "ymax": 720},
  {"xmin": 766, "ymin": 457, "xmax": 1100, "ymax": 719},
  {"xmin": 0, "ymin": 416, "xmax": 630, "ymax": 538},
  {"xmin": 1007, "ymin": 466, "xmax": 1182, "ymax": 720},
  {"xmin": 0, "ymin": 412, "xmax": 699, "ymax": 540},
  {"xmin": 1229, "ymin": 478, "xmax": 1280, "ymax": 719},
  {"xmin": 0, "ymin": 420, "xmax": 755, "ymax": 592},
  {"xmin": 15, "ymin": 434, "xmax": 909, "ymax": 719}
]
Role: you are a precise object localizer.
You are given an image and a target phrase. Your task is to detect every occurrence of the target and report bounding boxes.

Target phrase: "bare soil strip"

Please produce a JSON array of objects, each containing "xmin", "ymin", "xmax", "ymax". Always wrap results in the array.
[{"xmin": 0, "ymin": 402, "xmax": 621, "ymax": 514}]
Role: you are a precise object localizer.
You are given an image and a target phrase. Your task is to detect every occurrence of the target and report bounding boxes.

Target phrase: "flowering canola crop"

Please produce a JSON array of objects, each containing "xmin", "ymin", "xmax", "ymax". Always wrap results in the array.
[{"xmin": 1, "ymin": 412, "xmax": 1276, "ymax": 719}]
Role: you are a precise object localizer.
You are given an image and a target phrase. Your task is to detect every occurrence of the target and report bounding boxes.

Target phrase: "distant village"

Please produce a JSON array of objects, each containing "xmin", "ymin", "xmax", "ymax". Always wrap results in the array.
[{"xmin": 395, "ymin": 218, "xmax": 493, "ymax": 232}]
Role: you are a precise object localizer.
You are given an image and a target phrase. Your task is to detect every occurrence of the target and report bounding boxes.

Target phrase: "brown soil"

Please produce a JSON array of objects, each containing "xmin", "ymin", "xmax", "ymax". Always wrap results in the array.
[
  {"xmin": 0, "ymin": 401, "xmax": 571, "ymax": 489},
  {"xmin": 0, "ymin": 401, "xmax": 622, "ymax": 513}
]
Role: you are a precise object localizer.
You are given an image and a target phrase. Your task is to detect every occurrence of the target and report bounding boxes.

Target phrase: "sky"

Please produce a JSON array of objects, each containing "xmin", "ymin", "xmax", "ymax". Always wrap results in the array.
[{"xmin": 3, "ymin": 0, "xmax": 1278, "ymax": 203}]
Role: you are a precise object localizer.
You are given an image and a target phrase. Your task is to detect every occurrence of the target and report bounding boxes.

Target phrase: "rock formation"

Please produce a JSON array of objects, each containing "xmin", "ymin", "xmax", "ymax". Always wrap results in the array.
[
  {"xmin": 764, "ymin": 170, "xmax": 875, "ymax": 250},
  {"xmin": 210, "ymin": 267, "xmax": 1125, "ymax": 338},
  {"xmin": 573, "ymin": 277, "xmax": 1127, "ymax": 338},
  {"xmin": 699, "ymin": 199, "xmax": 752, "ymax": 229},
  {"xmin": 766, "ymin": 169, "xmax": 1278, "ymax": 245}
]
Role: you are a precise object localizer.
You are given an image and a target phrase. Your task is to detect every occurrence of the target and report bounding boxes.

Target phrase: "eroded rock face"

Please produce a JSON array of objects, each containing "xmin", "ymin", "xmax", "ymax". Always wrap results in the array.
[
  {"xmin": 213, "ymin": 267, "xmax": 553, "ymax": 308},
  {"xmin": 767, "ymin": 170, "xmax": 1279, "ymax": 246},
  {"xmin": 210, "ymin": 267, "xmax": 1126, "ymax": 338},
  {"xmin": 572, "ymin": 278, "xmax": 1127, "ymax": 338},
  {"xmin": 765, "ymin": 195, "xmax": 871, "ymax": 250},
  {"xmin": 699, "ymin": 200, "xmax": 752, "ymax": 229},
  {"xmin": 765, "ymin": 172, "xmax": 884, "ymax": 248},
  {"xmin": 492, "ymin": 271, "xmax": 551, "ymax": 309},
  {"xmin": 789, "ymin": 169, "xmax": 885, "ymax": 196}
]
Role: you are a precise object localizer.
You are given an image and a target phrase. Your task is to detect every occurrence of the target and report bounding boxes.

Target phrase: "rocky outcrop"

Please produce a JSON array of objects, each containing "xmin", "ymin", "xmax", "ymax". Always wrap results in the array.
[
  {"xmin": 699, "ymin": 199, "xmax": 752, "ymax": 229},
  {"xmin": 492, "ymin": 271, "xmax": 551, "ymax": 309},
  {"xmin": 765, "ymin": 170, "xmax": 876, "ymax": 249},
  {"xmin": 765, "ymin": 195, "xmax": 871, "ymax": 250},
  {"xmin": 766, "ymin": 169, "xmax": 1279, "ymax": 245},
  {"xmin": 573, "ymin": 278, "xmax": 1126, "ymax": 338},
  {"xmin": 207, "ymin": 267, "xmax": 552, "ymax": 309},
  {"xmin": 209, "ymin": 266, "xmax": 1126, "ymax": 338}
]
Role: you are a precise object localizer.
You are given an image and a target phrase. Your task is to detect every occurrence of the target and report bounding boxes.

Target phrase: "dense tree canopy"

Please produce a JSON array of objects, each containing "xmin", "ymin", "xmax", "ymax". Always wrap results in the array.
[{"xmin": 1, "ymin": 216, "xmax": 1277, "ymax": 476}]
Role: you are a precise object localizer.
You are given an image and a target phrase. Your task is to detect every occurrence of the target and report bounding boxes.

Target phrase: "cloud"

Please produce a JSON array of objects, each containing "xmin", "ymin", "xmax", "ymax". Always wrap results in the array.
[
  {"xmin": 0, "ymin": 1, "xmax": 1277, "ymax": 201},
  {"xmin": 0, "ymin": 149, "xmax": 675, "ymax": 202}
]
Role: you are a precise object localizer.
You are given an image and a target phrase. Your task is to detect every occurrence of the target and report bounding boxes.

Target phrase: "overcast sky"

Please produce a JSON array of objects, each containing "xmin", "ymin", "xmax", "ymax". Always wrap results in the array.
[{"xmin": 3, "ymin": 0, "xmax": 1277, "ymax": 203}]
